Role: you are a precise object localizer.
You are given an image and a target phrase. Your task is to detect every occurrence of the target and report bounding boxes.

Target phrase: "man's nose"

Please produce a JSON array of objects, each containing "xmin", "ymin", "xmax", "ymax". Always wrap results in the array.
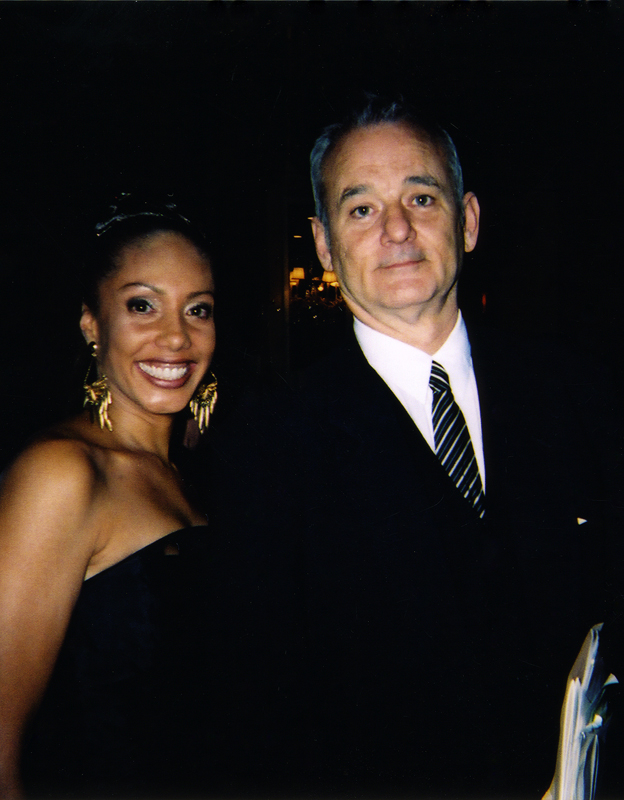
[
  {"xmin": 156, "ymin": 313, "xmax": 192, "ymax": 350},
  {"xmin": 381, "ymin": 204, "xmax": 415, "ymax": 244}
]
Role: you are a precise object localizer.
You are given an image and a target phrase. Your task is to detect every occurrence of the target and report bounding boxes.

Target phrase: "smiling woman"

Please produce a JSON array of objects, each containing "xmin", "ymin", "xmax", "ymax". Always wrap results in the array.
[
  {"xmin": 80, "ymin": 221, "xmax": 216, "ymax": 446},
  {"xmin": 0, "ymin": 198, "xmax": 217, "ymax": 799}
]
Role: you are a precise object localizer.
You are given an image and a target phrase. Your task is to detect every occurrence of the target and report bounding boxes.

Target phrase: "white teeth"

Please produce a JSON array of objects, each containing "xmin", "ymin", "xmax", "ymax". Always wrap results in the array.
[{"xmin": 139, "ymin": 363, "xmax": 189, "ymax": 381}]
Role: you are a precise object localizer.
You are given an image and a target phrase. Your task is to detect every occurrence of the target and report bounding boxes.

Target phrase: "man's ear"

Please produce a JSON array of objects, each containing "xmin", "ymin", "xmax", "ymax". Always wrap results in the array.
[
  {"xmin": 462, "ymin": 192, "xmax": 480, "ymax": 253},
  {"xmin": 80, "ymin": 304, "xmax": 99, "ymax": 346},
  {"xmin": 311, "ymin": 217, "xmax": 333, "ymax": 271}
]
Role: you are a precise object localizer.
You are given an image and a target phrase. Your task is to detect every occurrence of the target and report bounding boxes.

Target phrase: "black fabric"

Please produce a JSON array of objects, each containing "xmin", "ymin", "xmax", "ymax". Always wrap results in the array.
[
  {"xmin": 204, "ymin": 324, "xmax": 624, "ymax": 799},
  {"xmin": 22, "ymin": 527, "xmax": 213, "ymax": 800}
]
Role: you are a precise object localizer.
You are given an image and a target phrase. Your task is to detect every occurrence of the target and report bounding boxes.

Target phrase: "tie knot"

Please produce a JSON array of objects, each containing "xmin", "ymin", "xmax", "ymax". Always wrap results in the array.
[{"xmin": 429, "ymin": 360, "xmax": 450, "ymax": 394}]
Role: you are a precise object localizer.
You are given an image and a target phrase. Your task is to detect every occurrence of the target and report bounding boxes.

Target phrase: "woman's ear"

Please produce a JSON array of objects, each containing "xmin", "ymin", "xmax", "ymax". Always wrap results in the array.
[{"xmin": 80, "ymin": 304, "xmax": 99, "ymax": 346}]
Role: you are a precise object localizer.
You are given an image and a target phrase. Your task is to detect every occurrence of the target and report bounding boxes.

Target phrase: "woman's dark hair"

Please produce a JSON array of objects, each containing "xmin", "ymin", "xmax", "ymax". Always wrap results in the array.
[{"xmin": 82, "ymin": 194, "xmax": 211, "ymax": 313}]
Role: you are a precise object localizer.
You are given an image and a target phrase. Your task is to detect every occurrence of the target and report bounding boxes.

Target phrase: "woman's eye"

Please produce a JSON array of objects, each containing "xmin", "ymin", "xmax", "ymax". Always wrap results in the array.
[
  {"xmin": 188, "ymin": 303, "xmax": 213, "ymax": 320},
  {"xmin": 127, "ymin": 298, "xmax": 153, "ymax": 314}
]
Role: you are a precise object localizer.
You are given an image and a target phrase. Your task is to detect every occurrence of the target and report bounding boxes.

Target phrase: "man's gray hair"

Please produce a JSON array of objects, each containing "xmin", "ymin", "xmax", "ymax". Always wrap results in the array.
[{"xmin": 310, "ymin": 98, "xmax": 465, "ymax": 233}]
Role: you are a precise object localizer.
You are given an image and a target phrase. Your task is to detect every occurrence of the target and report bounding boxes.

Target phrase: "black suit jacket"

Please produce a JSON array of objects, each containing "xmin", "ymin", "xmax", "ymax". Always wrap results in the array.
[{"xmin": 204, "ymin": 324, "xmax": 623, "ymax": 798}]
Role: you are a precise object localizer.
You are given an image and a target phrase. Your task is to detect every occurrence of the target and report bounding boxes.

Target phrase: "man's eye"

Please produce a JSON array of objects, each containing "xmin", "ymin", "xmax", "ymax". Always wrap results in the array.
[
  {"xmin": 127, "ymin": 298, "xmax": 153, "ymax": 314},
  {"xmin": 188, "ymin": 303, "xmax": 213, "ymax": 320},
  {"xmin": 352, "ymin": 206, "xmax": 371, "ymax": 218},
  {"xmin": 414, "ymin": 195, "xmax": 434, "ymax": 207}
]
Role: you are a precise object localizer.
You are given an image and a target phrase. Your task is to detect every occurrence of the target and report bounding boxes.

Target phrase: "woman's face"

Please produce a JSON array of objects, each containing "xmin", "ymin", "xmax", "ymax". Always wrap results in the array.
[{"xmin": 81, "ymin": 231, "xmax": 216, "ymax": 424}]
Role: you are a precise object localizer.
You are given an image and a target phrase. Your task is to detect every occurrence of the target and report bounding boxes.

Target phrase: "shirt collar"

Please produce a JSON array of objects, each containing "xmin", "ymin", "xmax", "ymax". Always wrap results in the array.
[
  {"xmin": 354, "ymin": 313, "xmax": 472, "ymax": 404},
  {"xmin": 433, "ymin": 313, "xmax": 474, "ymax": 398}
]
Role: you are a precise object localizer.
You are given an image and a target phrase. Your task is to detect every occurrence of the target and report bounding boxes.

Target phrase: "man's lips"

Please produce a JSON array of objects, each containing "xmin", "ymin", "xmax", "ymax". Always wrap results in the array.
[
  {"xmin": 379, "ymin": 252, "xmax": 426, "ymax": 270},
  {"xmin": 382, "ymin": 261, "xmax": 420, "ymax": 269}
]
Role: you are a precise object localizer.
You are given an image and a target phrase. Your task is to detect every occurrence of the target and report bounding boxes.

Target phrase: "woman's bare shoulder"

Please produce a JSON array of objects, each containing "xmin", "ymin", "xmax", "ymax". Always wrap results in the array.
[
  {"xmin": 0, "ymin": 433, "xmax": 109, "ymax": 619},
  {"xmin": 5, "ymin": 427, "xmax": 98, "ymax": 483},
  {"xmin": 0, "ymin": 424, "xmax": 104, "ymax": 540}
]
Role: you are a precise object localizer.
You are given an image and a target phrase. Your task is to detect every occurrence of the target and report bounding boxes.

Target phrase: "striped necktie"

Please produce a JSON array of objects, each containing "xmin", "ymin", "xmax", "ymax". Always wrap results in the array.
[{"xmin": 429, "ymin": 360, "xmax": 485, "ymax": 518}]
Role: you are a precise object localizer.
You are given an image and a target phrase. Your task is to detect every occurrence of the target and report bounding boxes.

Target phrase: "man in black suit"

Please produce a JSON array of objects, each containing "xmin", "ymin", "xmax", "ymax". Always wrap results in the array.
[{"xmin": 206, "ymin": 101, "xmax": 622, "ymax": 798}]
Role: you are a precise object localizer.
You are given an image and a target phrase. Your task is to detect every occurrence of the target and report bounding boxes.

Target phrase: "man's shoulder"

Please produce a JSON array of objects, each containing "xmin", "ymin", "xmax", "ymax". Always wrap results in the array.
[
  {"xmin": 289, "ymin": 328, "xmax": 371, "ymax": 396},
  {"xmin": 210, "ymin": 330, "xmax": 390, "ymax": 458},
  {"xmin": 467, "ymin": 318, "xmax": 604, "ymax": 396},
  {"xmin": 467, "ymin": 318, "xmax": 564, "ymax": 365},
  {"xmin": 466, "ymin": 320, "xmax": 622, "ymax": 470}
]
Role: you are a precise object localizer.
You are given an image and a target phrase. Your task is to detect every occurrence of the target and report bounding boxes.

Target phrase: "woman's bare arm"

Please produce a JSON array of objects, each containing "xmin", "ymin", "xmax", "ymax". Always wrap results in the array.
[{"xmin": 0, "ymin": 440, "xmax": 99, "ymax": 798}]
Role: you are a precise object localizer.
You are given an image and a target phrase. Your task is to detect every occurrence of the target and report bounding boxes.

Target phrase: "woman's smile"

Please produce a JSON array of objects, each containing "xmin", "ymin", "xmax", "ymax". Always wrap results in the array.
[{"xmin": 137, "ymin": 361, "xmax": 193, "ymax": 382}]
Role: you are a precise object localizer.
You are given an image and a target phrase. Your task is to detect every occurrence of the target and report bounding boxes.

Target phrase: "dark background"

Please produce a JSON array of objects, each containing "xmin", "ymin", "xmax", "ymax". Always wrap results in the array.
[{"xmin": 1, "ymin": 1, "xmax": 624, "ymax": 468}]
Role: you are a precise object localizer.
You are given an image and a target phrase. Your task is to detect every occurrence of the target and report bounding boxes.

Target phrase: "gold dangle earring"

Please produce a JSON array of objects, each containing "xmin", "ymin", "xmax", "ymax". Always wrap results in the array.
[
  {"xmin": 83, "ymin": 342, "xmax": 113, "ymax": 431},
  {"xmin": 189, "ymin": 373, "xmax": 218, "ymax": 434}
]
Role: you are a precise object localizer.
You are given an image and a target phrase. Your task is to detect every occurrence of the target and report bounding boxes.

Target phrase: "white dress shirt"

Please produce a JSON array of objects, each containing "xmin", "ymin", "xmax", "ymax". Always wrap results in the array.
[{"xmin": 354, "ymin": 313, "xmax": 486, "ymax": 489}]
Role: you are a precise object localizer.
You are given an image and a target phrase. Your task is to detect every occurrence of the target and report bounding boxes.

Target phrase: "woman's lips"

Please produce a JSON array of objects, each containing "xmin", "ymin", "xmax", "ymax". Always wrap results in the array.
[
  {"xmin": 138, "ymin": 362, "xmax": 189, "ymax": 380},
  {"xmin": 137, "ymin": 361, "xmax": 194, "ymax": 386}
]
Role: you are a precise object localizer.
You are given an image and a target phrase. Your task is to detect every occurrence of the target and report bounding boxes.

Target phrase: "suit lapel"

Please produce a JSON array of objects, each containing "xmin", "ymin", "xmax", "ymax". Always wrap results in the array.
[{"xmin": 303, "ymin": 329, "xmax": 486, "ymax": 529}]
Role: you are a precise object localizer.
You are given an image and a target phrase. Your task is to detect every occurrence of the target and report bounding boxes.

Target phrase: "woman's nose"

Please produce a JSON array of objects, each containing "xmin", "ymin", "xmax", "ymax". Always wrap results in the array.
[{"xmin": 156, "ymin": 313, "xmax": 191, "ymax": 350}]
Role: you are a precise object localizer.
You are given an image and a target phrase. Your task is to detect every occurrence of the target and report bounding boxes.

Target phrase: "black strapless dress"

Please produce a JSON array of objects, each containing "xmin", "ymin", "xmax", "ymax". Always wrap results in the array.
[{"xmin": 22, "ymin": 527, "xmax": 212, "ymax": 799}]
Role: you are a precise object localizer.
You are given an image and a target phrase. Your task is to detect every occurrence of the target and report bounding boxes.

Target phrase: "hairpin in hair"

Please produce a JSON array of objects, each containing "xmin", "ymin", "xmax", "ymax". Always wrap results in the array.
[{"xmin": 94, "ymin": 193, "xmax": 192, "ymax": 236}]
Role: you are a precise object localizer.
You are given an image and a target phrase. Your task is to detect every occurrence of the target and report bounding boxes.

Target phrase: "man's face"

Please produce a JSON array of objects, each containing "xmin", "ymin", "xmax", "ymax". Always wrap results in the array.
[{"xmin": 312, "ymin": 122, "xmax": 479, "ymax": 333}]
